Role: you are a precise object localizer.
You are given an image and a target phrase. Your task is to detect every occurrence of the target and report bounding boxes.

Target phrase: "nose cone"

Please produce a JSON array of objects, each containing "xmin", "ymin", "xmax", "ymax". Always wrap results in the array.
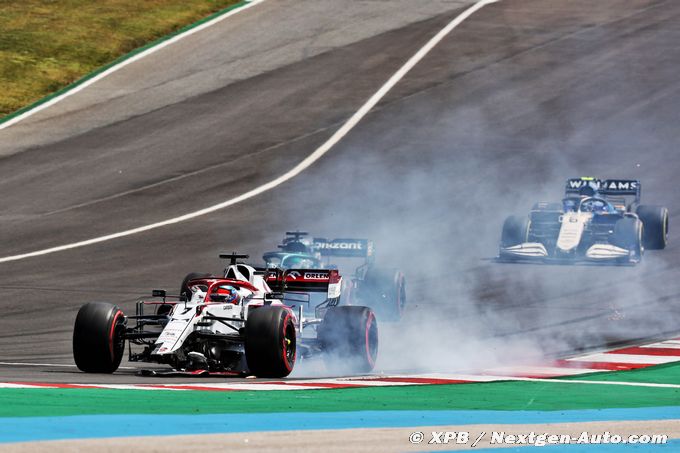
[{"xmin": 556, "ymin": 212, "xmax": 589, "ymax": 251}]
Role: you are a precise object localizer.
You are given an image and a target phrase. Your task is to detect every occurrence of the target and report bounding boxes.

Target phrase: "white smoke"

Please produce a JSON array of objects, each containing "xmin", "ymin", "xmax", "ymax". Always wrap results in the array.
[{"xmin": 277, "ymin": 95, "xmax": 678, "ymax": 378}]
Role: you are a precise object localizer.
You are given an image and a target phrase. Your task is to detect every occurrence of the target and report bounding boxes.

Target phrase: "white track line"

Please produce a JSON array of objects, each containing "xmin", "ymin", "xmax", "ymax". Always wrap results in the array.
[
  {"xmin": 516, "ymin": 378, "xmax": 680, "ymax": 389},
  {"xmin": 0, "ymin": 0, "xmax": 266, "ymax": 131},
  {"xmin": 0, "ymin": 383, "xmax": 43, "ymax": 389},
  {"xmin": 0, "ymin": 361, "xmax": 135, "ymax": 370},
  {"xmin": 489, "ymin": 366, "xmax": 603, "ymax": 376},
  {"xmin": 78, "ymin": 384, "xmax": 178, "ymax": 391},
  {"xmin": 447, "ymin": 375, "xmax": 680, "ymax": 389},
  {"xmin": 0, "ymin": 362, "xmax": 78, "ymax": 368},
  {"xmin": 4, "ymin": 376, "xmax": 680, "ymax": 391},
  {"xmin": 0, "ymin": 0, "xmax": 497, "ymax": 265},
  {"xmin": 640, "ymin": 341, "xmax": 680, "ymax": 349},
  {"xmin": 568, "ymin": 353, "xmax": 680, "ymax": 365}
]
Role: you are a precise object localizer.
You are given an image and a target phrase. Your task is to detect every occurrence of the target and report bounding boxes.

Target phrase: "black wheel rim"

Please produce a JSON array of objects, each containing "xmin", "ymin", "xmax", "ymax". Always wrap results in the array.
[
  {"xmin": 283, "ymin": 321, "xmax": 296, "ymax": 366},
  {"xmin": 111, "ymin": 313, "xmax": 126, "ymax": 362},
  {"xmin": 366, "ymin": 314, "xmax": 378, "ymax": 366}
]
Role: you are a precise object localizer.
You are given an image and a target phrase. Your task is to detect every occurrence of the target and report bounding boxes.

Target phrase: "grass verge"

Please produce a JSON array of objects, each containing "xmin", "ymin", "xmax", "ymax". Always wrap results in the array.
[
  {"xmin": 1, "ymin": 378, "xmax": 679, "ymax": 417},
  {"xmin": 0, "ymin": 0, "xmax": 243, "ymax": 117}
]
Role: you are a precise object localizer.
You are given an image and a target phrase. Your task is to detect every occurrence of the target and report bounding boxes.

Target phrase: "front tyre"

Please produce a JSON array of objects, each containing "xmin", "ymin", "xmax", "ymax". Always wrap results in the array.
[
  {"xmin": 636, "ymin": 205, "xmax": 669, "ymax": 250},
  {"xmin": 613, "ymin": 217, "xmax": 644, "ymax": 262},
  {"xmin": 179, "ymin": 272, "xmax": 213, "ymax": 301},
  {"xmin": 245, "ymin": 306, "xmax": 296, "ymax": 378},
  {"xmin": 73, "ymin": 302, "xmax": 126, "ymax": 373},
  {"xmin": 500, "ymin": 215, "xmax": 531, "ymax": 247},
  {"xmin": 319, "ymin": 306, "xmax": 378, "ymax": 374}
]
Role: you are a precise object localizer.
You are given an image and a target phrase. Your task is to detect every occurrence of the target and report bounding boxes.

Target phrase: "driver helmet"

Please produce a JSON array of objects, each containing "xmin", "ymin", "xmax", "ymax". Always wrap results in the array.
[
  {"xmin": 215, "ymin": 285, "xmax": 240, "ymax": 304},
  {"xmin": 282, "ymin": 241, "xmax": 311, "ymax": 254},
  {"xmin": 563, "ymin": 198, "xmax": 577, "ymax": 212},
  {"xmin": 578, "ymin": 185, "xmax": 596, "ymax": 197},
  {"xmin": 591, "ymin": 199, "xmax": 608, "ymax": 213},
  {"xmin": 284, "ymin": 255, "xmax": 316, "ymax": 269}
]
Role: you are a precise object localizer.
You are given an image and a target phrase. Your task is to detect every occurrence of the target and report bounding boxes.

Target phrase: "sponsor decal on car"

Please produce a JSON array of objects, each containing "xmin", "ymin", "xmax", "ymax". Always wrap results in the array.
[
  {"xmin": 604, "ymin": 180, "xmax": 638, "ymax": 190},
  {"xmin": 566, "ymin": 178, "xmax": 639, "ymax": 192},
  {"xmin": 314, "ymin": 241, "xmax": 364, "ymax": 250},
  {"xmin": 313, "ymin": 238, "xmax": 371, "ymax": 257}
]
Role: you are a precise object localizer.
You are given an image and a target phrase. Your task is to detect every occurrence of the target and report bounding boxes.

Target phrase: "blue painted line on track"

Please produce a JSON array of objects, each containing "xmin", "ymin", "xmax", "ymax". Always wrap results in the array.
[
  {"xmin": 1, "ymin": 407, "xmax": 678, "ymax": 443},
  {"xmin": 439, "ymin": 438, "xmax": 680, "ymax": 451}
]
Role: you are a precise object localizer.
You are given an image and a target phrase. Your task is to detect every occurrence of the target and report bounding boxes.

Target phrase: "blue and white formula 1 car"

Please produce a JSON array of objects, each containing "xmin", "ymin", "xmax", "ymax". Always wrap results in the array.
[{"xmin": 499, "ymin": 178, "xmax": 669, "ymax": 264}]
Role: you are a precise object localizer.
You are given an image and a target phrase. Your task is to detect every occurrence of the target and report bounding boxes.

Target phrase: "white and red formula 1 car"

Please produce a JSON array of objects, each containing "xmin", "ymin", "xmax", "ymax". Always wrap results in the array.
[{"xmin": 73, "ymin": 254, "xmax": 378, "ymax": 378}]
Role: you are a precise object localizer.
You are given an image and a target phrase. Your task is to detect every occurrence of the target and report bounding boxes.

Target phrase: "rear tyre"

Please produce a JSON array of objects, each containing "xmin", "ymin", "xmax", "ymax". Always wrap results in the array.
[
  {"xmin": 500, "ymin": 215, "xmax": 531, "ymax": 247},
  {"xmin": 245, "ymin": 306, "xmax": 296, "ymax": 378},
  {"xmin": 73, "ymin": 302, "xmax": 126, "ymax": 373},
  {"xmin": 356, "ymin": 268, "xmax": 405, "ymax": 322},
  {"xmin": 636, "ymin": 205, "xmax": 669, "ymax": 250},
  {"xmin": 613, "ymin": 217, "xmax": 643, "ymax": 261},
  {"xmin": 319, "ymin": 306, "xmax": 378, "ymax": 374}
]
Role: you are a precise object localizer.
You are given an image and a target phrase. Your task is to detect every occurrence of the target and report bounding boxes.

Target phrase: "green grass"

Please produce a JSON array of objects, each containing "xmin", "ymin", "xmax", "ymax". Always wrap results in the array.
[
  {"xmin": 5, "ymin": 363, "xmax": 680, "ymax": 418},
  {"xmin": 2, "ymin": 378, "xmax": 680, "ymax": 417},
  {"xmin": 0, "ymin": 0, "xmax": 243, "ymax": 117}
]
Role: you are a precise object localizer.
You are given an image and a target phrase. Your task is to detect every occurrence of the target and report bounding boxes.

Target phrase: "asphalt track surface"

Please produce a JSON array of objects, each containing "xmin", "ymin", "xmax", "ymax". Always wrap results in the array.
[{"xmin": 1, "ymin": 0, "xmax": 680, "ymax": 384}]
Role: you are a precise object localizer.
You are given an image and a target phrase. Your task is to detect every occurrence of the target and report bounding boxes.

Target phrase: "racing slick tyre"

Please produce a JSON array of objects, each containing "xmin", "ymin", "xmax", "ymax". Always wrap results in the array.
[
  {"xmin": 245, "ymin": 306, "xmax": 296, "ymax": 378},
  {"xmin": 179, "ymin": 272, "xmax": 212, "ymax": 301},
  {"xmin": 165, "ymin": 272, "xmax": 213, "ymax": 316},
  {"xmin": 613, "ymin": 217, "xmax": 644, "ymax": 261},
  {"xmin": 635, "ymin": 205, "xmax": 669, "ymax": 250},
  {"xmin": 356, "ymin": 268, "xmax": 405, "ymax": 322},
  {"xmin": 500, "ymin": 215, "xmax": 531, "ymax": 247},
  {"xmin": 73, "ymin": 302, "xmax": 126, "ymax": 373},
  {"xmin": 319, "ymin": 306, "xmax": 378, "ymax": 374}
]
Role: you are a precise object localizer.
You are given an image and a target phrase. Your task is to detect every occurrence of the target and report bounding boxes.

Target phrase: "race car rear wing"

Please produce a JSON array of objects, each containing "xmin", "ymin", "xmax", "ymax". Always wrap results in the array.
[
  {"xmin": 564, "ymin": 178, "xmax": 641, "ymax": 203},
  {"xmin": 265, "ymin": 268, "xmax": 342, "ymax": 299},
  {"xmin": 312, "ymin": 238, "xmax": 374, "ymax": 259}
]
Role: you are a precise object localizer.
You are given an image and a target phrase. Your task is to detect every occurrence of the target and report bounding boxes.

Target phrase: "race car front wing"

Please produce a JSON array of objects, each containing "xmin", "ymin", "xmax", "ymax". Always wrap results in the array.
[{"xmin": 499, "ymin": 242, "xmax": 633, "ymax": 262}]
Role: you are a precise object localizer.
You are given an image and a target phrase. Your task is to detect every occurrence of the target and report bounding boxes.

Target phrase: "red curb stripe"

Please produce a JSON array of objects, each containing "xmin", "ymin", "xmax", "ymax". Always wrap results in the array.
[
  {"xmin": 609, "ymin": 347, "xmax": 680, "ymax": 357},
  {"xmin": 141, "ymin": 385, "xmax": 237, "ymax": 391},
  {"xmin": 552, "ymin": 360, "xmax": 649, "ymax": 371},
  {"xmin": 508, "ymin": 373, "xmax": 566, "ymax": 380},
  {"xmin": 263, "ymin": 382, "xmax": 363, "ymax": 389},
  {"xmin": 355, "ymin": 377, "xmax": 472, "ymax": 385}
]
